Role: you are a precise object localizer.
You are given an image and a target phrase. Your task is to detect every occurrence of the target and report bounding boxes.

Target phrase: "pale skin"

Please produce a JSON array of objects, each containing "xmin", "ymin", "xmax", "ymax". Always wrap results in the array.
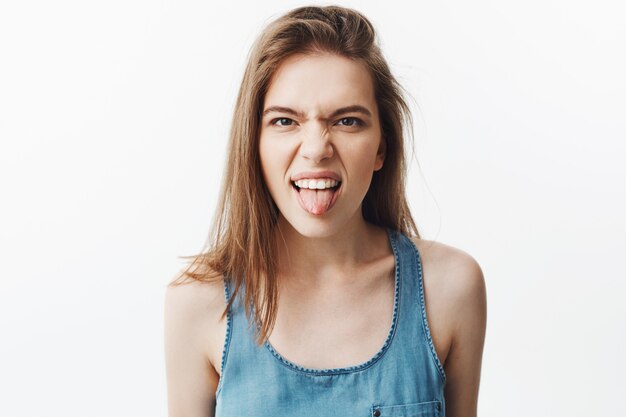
[{"xmin": 164, "ymin": 53, "xmax": 487, "ymax": 417}]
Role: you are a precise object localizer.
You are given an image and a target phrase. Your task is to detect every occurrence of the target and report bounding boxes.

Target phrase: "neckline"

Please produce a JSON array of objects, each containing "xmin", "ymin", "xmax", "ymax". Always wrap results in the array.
[{"xmin": 263, "ymin": 227, "xmax": 402, "ymax": 376}]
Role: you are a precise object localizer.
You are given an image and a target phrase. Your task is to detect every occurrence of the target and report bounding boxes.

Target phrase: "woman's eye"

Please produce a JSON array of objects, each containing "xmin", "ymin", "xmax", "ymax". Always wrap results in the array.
[
  {"xmin": 272, "ymin": 118, "xmax": 294, "ymax": 126},
  {"xmin": 336, "ymin": 117, "xmax": 362, "ymax": 127}
]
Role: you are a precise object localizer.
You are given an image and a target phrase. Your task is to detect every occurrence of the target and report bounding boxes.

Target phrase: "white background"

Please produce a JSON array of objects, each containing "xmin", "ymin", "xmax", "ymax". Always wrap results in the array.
[{"xmin": 1, "ymin": 0, "xmax": 624, "ymax": 415}]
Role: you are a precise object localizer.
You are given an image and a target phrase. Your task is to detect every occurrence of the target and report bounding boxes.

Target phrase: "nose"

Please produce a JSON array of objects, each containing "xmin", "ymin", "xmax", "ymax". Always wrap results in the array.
[{"xmin": 299, "ymin": 124, "xmax": 334, "ymax": 163}]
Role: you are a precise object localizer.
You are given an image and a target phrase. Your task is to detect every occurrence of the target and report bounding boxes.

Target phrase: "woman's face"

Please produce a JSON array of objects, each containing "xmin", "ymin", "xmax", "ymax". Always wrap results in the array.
[{"xmin": 259, "ymin": 52, "xmax": 384, "ymax": 238}]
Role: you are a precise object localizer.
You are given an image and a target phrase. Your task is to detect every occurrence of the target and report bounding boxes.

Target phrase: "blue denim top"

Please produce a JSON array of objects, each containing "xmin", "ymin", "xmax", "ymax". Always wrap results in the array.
[{"xmin": 215, "ymin": 228, "xmax": 446, "ymax": 416}]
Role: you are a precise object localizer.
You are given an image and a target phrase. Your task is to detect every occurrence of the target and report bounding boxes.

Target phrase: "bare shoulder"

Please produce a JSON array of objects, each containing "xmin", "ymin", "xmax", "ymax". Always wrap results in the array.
[
  {"xmin": 409, "ymin": 237, "xmax": 486, "ymax": 305},
  {"xmin": 163, "ymin": 268, "xmax": 227, "ymax": 417},
  {"xmin": 164, "ymin": 268, "xmax": 229, "ymax": 371},
  {"xmin": 408, "ymin": 237, "xmax": 487, "ymax": 371},
  {"xmin": 164, "ymin": 271, "xmax": 227, "ymax": 326}
]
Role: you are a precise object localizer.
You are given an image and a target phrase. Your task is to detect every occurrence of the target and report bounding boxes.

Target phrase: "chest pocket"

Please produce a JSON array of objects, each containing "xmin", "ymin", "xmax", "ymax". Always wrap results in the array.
[{"xmin": 370, "ymin": 400, "xmax": 443, "ymax": 417}]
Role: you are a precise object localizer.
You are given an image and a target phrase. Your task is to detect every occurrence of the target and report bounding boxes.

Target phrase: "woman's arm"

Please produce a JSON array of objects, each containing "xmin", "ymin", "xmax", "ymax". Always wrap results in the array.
[
  {"xmin": 413, "ymin": 237, "xmax": 487, "ymax": 417},
  {"xmin": 164, "ymin": 279, "xmax": 223, "ymax": 417},
  {"xmin": 442, "ymin": 255, "xmax": 487, "ymax": 417}
]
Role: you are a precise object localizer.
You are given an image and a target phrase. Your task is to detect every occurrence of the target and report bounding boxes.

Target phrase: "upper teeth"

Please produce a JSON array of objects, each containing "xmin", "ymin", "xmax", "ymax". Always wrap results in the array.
[{"xmin": 294, "ymin": 179, "xmax": 339, "ymax": 190}]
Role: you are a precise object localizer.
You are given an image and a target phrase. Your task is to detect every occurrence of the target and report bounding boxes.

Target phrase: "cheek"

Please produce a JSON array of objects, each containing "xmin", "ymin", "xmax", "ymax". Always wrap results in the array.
[
  {"xmin": 259, "ymin": 136, "xmax": 291, "ymax": 183},
  {"xmin": 349, "ymin": 140, "xmax": 383, "ymax": 170}
]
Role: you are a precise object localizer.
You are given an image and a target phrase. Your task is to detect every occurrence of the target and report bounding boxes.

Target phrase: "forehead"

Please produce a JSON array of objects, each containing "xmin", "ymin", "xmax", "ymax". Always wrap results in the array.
[{"xmin": 263, "ymin": 53, "xmax": 376, "ymax": 112}]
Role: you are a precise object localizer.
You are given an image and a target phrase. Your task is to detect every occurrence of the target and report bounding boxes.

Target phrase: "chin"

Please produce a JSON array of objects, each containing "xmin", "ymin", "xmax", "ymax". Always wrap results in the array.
[
  {"xmin": 277, "ymin": 211, "xmax": 355, "ymax": 240},
  {"xmin": 291, "ymin": 223, "xmax": 339, "ymax": 239}
]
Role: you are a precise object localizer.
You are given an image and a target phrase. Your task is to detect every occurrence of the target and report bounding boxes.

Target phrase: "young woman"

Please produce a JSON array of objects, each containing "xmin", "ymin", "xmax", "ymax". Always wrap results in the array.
[{"xmin": 164, "ymin": 6, "xmax": 486, "ymax": 417}]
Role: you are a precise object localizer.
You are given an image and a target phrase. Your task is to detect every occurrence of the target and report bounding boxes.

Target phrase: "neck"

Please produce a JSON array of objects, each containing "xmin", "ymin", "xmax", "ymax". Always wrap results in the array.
[{"xmin": 273, "ymin": 214, "xmax": 388, "ymax": 287}]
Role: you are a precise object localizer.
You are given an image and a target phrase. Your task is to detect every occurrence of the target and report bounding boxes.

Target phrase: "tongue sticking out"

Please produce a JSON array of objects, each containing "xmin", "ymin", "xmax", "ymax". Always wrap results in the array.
[{"xmin": 298, "ymin": 188, "xmax": 336, "ymax": 215}]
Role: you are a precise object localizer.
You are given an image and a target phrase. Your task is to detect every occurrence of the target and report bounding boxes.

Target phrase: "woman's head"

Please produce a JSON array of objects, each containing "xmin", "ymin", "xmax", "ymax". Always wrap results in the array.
[
  {"xmin": 175, "ymin": 6, "xmax": 419, "ymax": 345},
  {"xmin": 259, "ymin": 51, "xmax": 385, "ymax": 238},
  {"xmin": 230, "ymin": 5, "xmax": 417, "ymax": 234}
]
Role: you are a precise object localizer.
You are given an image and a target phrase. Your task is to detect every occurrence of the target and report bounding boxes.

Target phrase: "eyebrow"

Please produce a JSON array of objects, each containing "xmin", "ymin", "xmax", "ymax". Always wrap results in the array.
[{"xmin": 262, "ymin": 105, "xmax": 372, "ymax": 119}]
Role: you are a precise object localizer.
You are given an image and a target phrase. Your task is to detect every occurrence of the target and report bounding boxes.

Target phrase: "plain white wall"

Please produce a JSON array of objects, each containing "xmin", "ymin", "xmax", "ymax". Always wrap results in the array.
[{"xmin": 1, "ymin": 0, "xmax": 624, "ymax": 415}]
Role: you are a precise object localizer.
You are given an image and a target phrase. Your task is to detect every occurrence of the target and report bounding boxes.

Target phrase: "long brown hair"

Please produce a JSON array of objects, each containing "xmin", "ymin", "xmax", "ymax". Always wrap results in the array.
[{"xmin": 170, "ymin": 5, "xmax": 419, "ymax": 346}]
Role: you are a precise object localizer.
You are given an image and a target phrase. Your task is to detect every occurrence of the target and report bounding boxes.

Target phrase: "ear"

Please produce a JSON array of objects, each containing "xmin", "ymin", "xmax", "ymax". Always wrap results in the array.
[{"xmin": 374, "ymin": 137, "xmax": 386, "ymax": 171}]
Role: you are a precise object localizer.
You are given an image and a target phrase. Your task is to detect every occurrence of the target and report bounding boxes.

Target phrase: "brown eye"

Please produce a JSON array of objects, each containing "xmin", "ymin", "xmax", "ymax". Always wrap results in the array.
[
  {"xmin": 337, "ymin": 117, "xmax": 362, "ymax": 127},
  {"xmin": 272, "ymin": 118, "xmax": 294, "ymax": 126}
]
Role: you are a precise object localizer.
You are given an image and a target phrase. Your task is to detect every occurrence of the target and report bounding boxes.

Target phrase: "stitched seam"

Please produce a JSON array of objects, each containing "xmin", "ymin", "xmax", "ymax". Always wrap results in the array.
[
  {"xmin": 373, "ymin": 399, "xmax": 442, "ymax": 412},
  {"xmin": 215, "ymin": 277, "xmax": 233, "ymax": 399}
]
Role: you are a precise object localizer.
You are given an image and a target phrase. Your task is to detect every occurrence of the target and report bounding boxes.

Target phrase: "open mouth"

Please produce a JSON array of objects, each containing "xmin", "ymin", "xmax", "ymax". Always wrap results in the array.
[{"xmin": 291, "ymin": 180, "xmax": 342, "ymax": 215}]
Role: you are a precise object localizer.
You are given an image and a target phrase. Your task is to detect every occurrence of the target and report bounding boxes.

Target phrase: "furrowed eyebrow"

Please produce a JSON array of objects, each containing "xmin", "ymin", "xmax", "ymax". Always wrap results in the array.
[
  {"xmin": 262, "ymin": 106, "xmax": 305, "ymax": 118},
  {"xmin": 262, "ymin": 105, "xmax": 372, "ymax": 119},
  {"xmin": 328, "ymin": 105, "xmax": 372, "ymax": 119}
]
